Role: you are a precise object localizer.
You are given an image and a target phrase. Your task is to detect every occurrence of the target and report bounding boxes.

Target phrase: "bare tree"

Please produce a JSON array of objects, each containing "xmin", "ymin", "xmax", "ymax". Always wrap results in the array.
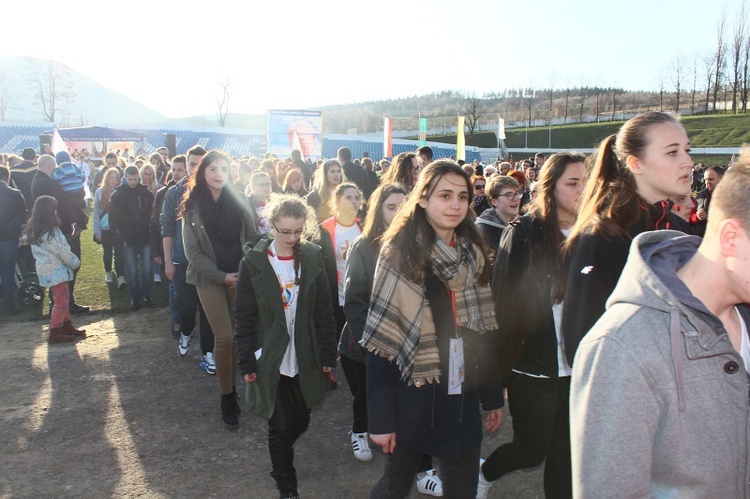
[
  {"xmin": 0, "ymin": 73, "xmax": 14, "ymax": 121},
  {"xmin": 463, "ymin": 94, "xmax": 483, "ymax": 136},
  {"xmin": 611, "ymin": 87, "xmax": 625, "ymax": 121},
  {"xmin": 704, "ymin": 52, "xmax": 716, "ymax": 112},
  {"xmin": 524, "ymin": 88, "xmax": 536, "ymax": 128},
  {"xmin": 713, "ymin": 9, "xmax": 728, "ymax": 111},
  {"xmin": 25, "ymin": 58, "xmax": 75, "ymax": 123},
  {"xmin": 216, "ymin": 78, "xmax": 231, "ymax": 127},
  {"xmin": 563, "ymin": 87, "xmax": 571, "ymax": 124},
  {"xmin": 593, "ymin": 85, "xmax": 604, "ymax": 122},
  {"xmin": 691, "ymin": 53, "xmax": 699, "ymax": 115},
  {"xmin": 669, "ymin": 55, "xmax": 686, "ymax": 114},
  {"xmin": 656, "ymin": 70, "xmax": 667, "ymax": 111},
  {"xmin": 578, "ymin": 86, "xmax": 587, "ymax": 123},
  {"xmin": 731, "ymin": 3, "xmax": 747, "ymax": 113}
]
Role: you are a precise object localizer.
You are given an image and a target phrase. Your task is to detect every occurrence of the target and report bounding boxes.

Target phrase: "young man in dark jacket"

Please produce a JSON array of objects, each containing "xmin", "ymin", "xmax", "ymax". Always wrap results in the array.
[
  {"xmin": 0, "ymin": 166, "xmax": 27, "ymax": 314},
  {"xmin": 109, "ymin": 166, "xmax": 154, "ymax": 310}
]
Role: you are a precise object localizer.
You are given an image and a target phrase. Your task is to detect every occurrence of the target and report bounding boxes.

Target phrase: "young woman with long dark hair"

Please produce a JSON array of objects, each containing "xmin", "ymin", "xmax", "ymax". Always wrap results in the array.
[
  {"xmin": 181, "ymin": 150, "xmax": 257, "ymax": 427},
  {"xmin": 477, "ymin": 152, "xmax": 587, "ymax": 499},
  {"xmin": 235, "ymin": 194, "xmax": 336, "ymax": 499},
  {"xmin": 562, "ymin": 112, "xmax": 693, "ymax": 366},
  {"xmin": 380, "ymin": 152, "xmax": 420, "ymax": 193},
  {"xmin": 363, "ymin": 160, "xmax": 503, "ymax": 498}
]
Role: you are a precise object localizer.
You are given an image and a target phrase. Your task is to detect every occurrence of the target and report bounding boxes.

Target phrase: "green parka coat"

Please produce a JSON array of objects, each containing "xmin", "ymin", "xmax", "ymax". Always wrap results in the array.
[{"xmin": 234, "ymin": 235, "xmax": 337, "ymax": 419}]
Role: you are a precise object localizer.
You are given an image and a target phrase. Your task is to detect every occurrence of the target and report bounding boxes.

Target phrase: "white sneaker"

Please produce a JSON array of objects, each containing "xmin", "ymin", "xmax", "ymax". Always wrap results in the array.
[
  {"xmin": 476, "ymin": 458, "xmax": 494, "ymax": 499},
  {"xmin": 205, "ymin": 352, "xmax": 216, "ymax": 375},
  {"xmin": 117, "ymin": 275, "xmax": 127, "ymax": 289},
  {"xmin": 416, "ymin": 469, "xmax": 443, "ymax": 497},
  {"xmin": 351, "ymin": 432, "xmax": 372, "ymax": 462},
  {"xmin": 178, "ymin": 332, "xmax": 192, "ymax": 357},
  {"xmin": 105, "ymin": 271, "xmax": 115, "ymax": 284}
]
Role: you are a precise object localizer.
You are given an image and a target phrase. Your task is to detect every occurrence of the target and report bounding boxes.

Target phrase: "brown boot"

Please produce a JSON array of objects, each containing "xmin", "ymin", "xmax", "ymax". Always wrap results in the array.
[
  {"xmin": 49, "ymin": 327, "xmax": 75, "ymax": 343},
  {"xmin": 62, "ymin": 320, "xmax": 86, "ymax": 338}
]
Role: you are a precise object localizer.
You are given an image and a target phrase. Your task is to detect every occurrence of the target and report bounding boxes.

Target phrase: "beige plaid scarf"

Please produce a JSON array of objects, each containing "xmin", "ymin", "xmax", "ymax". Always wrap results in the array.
[{"xmin": 361, "ymin": 235, "xmax": 497, "ymax": 386}]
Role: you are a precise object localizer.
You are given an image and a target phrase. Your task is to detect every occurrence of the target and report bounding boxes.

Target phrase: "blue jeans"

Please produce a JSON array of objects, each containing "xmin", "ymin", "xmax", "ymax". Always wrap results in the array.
[
  {"xmin": 123, "ymin": 244, "xmax": 151, "ymax": 301},
  {"xmin": 0, "ymin": 240, "xmax": 18, "ymax": 314}
]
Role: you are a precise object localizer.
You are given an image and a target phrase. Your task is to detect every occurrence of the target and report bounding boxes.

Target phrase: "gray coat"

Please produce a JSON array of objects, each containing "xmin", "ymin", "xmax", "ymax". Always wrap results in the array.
[{"xmin": 571, "ymin": 230, "xmax": 750, "ymax": 498}]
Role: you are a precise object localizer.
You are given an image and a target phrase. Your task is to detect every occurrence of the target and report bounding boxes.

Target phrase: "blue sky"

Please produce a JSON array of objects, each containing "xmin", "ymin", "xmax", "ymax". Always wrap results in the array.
[{"xmin": 1, "ymin": 0, "xmax": 742, "ymax": 118}]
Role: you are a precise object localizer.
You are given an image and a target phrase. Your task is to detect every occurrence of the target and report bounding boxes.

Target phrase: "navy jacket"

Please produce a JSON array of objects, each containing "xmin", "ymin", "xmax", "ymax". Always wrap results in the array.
[{"xmin": 366, "ymin": 271, "xmax": 503, "ymax": 460}]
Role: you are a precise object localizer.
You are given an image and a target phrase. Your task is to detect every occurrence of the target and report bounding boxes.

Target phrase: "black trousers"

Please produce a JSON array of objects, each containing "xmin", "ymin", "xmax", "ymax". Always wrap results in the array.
[
  {"xmin": 482, "ymin": 373, "xmax": 572, "ymax": 499},
  {"xmin": 268, "ymin": 375, "xmax": 310, "ymax": 476},
  {"xmin": 340, "ymin": 356, "xmax": 368, "ymax": 433},
  {"xmin": 370, "ymin": 443, "xmax": 479, "ymax": 499},
  {"xmin": 66, "ymin": 233, "xmax": 81, "ymax": 302}
]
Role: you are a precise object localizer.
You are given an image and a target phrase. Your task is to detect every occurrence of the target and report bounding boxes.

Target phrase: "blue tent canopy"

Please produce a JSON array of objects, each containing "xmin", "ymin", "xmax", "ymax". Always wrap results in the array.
[{"xmin": 50, "ymin": 126, "xmax": 146, "ymax": 141}]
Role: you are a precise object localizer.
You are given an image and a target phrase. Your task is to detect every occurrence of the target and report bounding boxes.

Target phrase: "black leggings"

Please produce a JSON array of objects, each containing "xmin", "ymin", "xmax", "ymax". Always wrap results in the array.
[
  {"xmin": 268, "ymin": 375, "xmax": 310, "ymax": 476},
  {"xmin": 481, "ymin": 374, "xmax": 572, "ymax": 498}
]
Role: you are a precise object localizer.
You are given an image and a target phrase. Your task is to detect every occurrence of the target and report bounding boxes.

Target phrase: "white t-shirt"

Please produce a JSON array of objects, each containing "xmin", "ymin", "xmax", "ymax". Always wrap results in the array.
[
  {"xmin": 256, "ymin": 202, "xmax": 269, "ymax": 235},
  {"xmin": 268, "ymin": 243, "xmax": 299, "ymax": 377},
  {"xmin": 737, "ymin": 307, "xmax": 750, "ymax": 374},
  {"xmin": 334, "ymin": 220, "xmax": 361, "ymax": 306}
]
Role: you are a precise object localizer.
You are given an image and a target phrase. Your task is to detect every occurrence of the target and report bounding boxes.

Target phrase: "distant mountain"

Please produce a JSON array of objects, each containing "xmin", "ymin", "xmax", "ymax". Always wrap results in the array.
[{"xmin": 0, "ymin": 57, "xmax": 169, "ymax": 125}]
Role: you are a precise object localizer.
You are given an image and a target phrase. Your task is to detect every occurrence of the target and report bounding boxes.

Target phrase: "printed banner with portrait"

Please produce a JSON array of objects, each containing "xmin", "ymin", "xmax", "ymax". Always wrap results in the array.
[{"xmin": 267, "ymin": 109, "xmax": 323, "ymax": 159}]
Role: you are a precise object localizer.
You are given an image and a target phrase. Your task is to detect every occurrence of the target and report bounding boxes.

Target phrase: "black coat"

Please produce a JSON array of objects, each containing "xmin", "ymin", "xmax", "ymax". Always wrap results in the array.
[
  {"xmin": 366, "ymin": 271, "xmax": 504, "ymax": 460},
  {"xmin": 30, "ymin": 170, "xmax": 87, "ymax": 235},
  {"xmin": 492, "ymin": 214, "xmax": 560, "ymax": 380},
  {"xmin": 562, "ymin": 201, "xmax": 692, "ymax": 366},
  {"xmin": 342, "ymin": 161, "xmax": 367, "ymax": 193},
  {"xmin": 339, "ymin": 235, "xmax": 376, "ymax": 362},
  {"xmin": 109, "ymin": 183, "xmax": 154, "ymax": 246},
  {"xmin": 0, "ymin": 182, "xmax": 27, "ymax": 241}
]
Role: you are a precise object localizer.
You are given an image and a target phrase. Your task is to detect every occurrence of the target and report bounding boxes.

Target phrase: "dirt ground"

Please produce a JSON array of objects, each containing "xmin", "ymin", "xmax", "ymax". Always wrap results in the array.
[{"xmin": 0, "ymin": 307, "xmax": 543, "ymax": 499}]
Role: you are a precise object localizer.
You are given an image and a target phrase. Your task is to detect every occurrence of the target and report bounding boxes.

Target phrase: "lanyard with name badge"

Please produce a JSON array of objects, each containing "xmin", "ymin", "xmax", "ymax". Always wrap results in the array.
[{"xmin": 447, "ymin": 235, "xmax": 465, "ymax": 395}]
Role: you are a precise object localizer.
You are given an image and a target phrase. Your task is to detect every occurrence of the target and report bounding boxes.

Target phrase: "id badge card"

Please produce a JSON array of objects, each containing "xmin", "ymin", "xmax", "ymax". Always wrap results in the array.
[{"xmin": 448, "ymin": 337, "xmax": 465, "ymax": 395}]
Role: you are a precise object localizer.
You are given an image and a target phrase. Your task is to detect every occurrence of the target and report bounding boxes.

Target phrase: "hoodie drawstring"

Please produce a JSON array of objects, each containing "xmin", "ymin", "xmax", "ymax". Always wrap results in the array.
[{"xmin": 669, "ymin": 308, "xmax": 686, "ymax": 412}]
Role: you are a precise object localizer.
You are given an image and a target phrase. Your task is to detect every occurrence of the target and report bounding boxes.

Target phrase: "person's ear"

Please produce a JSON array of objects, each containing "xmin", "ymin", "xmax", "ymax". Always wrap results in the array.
[
  {"xmin": 626, "ymin": 155, "xmax": 641, "ymax": 175},
  {"xmin": 717, "ymin": 218, "xmax": 740, "ymax": 258}
]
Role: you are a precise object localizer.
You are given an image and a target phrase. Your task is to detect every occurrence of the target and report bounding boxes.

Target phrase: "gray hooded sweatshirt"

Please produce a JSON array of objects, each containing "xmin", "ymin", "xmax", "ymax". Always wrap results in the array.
[{"xmin": 571, "ymin": 230, "xmax": 750, "ymax": 498}]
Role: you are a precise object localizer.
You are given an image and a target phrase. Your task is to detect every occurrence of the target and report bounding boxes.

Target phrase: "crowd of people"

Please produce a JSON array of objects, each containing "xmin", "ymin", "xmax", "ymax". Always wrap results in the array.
[{"xmin": 1, "ymin": 110, "xmax": 749, "ymax": 499}]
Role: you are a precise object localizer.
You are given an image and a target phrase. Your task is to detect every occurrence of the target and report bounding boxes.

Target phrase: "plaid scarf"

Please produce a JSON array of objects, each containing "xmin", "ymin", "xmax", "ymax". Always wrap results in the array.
[{"xmin": 361, "ymin": 235, "xmax": 497, "ymax": 386}]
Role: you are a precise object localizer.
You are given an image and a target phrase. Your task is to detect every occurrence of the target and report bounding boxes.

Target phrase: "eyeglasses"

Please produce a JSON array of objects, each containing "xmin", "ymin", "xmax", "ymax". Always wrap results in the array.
[
  {"xmin": 273, "ymin": 225, "xmax": 304, "ymax": 237},
  {"xmin": 498, "ymin": 192, "xmax": 523, "ymax": 201},
  {"xmin": 254, "ymin": 182, "xmax": 272, "ymax": 188},
  {"xmin": 475, "ymin": 184, "xmax": 485, "ymax": 190}
]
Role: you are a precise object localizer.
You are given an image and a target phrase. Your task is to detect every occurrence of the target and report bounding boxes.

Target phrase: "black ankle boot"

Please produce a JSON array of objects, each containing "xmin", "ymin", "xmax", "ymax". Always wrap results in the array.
[
  {"xmin": 229, "ymin": 386, "xmax": 241, "ymax": 415},
  {"xmin": 221, "ymin": 393, "xmax": 239, "ymax": 427},
  {"xmin": 271, "ymin": 469, "xmax": 298, "ymax": 499}
]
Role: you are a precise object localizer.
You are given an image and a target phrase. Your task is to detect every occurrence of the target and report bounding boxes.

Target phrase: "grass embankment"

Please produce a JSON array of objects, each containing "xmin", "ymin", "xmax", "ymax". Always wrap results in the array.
[
  {"xmin": 2, "ymin": 206, "xmax": 169, "ymax": 325},
  {"xmin": 428, "ymin": 113, "xmax": 750, "ymax": 165}
]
